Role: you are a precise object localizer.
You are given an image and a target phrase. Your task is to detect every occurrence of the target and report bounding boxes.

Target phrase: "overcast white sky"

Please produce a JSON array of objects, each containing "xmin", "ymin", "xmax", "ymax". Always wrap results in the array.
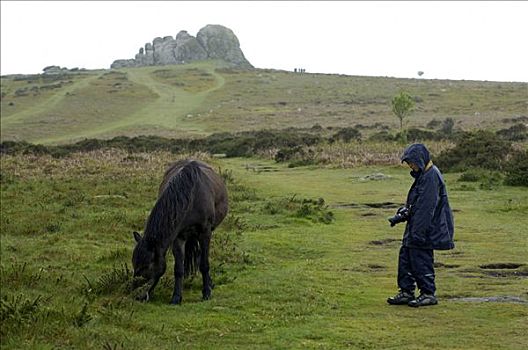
[{"xmin": 1, "ymin": 1, "xmax": 527, "ymax": 82}]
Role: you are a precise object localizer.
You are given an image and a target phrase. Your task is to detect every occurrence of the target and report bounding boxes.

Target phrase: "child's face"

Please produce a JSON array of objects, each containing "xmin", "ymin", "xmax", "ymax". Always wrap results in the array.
[{"xmin": 406, "ymin": 161, "xmax": 420, "ymax": 172}]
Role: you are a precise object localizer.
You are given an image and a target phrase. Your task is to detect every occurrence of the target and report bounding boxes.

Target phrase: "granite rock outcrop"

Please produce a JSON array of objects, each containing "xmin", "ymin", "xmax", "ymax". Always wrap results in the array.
[{"xmin": 111, "ymin": 25, "xmax": 252, "ymax": 69}]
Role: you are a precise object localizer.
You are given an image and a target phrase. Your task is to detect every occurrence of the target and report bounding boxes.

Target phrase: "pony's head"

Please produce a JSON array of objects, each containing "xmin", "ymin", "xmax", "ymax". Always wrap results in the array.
[{"xmin": 132, "ymin": 231, "xmax": 165, "ymax": 283}]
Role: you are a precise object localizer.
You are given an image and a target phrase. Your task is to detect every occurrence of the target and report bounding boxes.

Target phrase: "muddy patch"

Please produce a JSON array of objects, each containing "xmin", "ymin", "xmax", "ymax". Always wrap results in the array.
[
  {"xmin": 333, "ymin": 202, "xmax": 402, "ymax": 209},
  {"xmin": 333, "ymin": 203, "xmax": 360, "ymax": 209},
  {"xmin": 361, "ymin": 212, "xmax": 377, "ymax": 217},
  {"xmin": 364, "ymin": 202, "xmax": 400, "ymax": 209},
  {"xmin": 480, "ymin": 263, "xmax": 524, "ymax": 269},
  {"xmin": 434, "ymin": 262, "xmax": 460, "ymax": 268},
  {"xmin": 478, "ymin": 263, "xmax": 527, "ymax": 277},
  {"xmin": 459, "ymin": 275, "xmax": 483, "ymax": 279},
  {"xmin": 257, "ymin": 166, "xmax": 279, "ymax": 172},
  {"xmin": 458, "ymin": 264, "xmax": 528, "ymax": 278},
  {"xmin": 481, "ymin": 270, "xmax": 528, "ymax": 277},
  {"xmin": 243, "ymin": 164, "xmax": 280, "ymax": 173},
  {"xmin": 450, "ymin": 296, "xmax": 527, "ymax": 304},
  {"xmin": 366, "ymin": 264, "xmax": 386, "ymax": 270},
  {"xmin": 369, "ymin": 238, "xmax": 400, "ymax": 246},
  {"xmin": 360, "ymin": 173, "xmax": 392, "ymax": 181},
  {"xmin": 447, "ymin": 251, "xmax": 464, "ymax": 255}
]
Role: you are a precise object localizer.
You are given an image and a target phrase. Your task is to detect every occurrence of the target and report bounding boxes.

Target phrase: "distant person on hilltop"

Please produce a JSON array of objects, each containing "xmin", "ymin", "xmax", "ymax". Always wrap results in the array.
[{"xmin": 387, "ymin": 143, "xmax": 455, "ymax": 307}]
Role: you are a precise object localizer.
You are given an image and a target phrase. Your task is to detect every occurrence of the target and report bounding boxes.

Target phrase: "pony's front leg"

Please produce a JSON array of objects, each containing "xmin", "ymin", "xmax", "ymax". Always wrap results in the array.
[
  {"xmin": 171, "ymin": 238, "xmax": 186, "ymax": 305},
  {"xmin": 199, "ymin": 227, "xmax": 214, "ymax": 300}
]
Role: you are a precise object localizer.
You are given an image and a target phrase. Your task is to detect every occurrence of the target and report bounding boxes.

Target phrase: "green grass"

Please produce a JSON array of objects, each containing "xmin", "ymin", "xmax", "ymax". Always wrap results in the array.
[
  {"xmin": 1, "ymin": 70, "xmax": 158, "ymax": 144},
  {"xmin": 1, "ymin": 61, "xmax": 228, "ymax": 144},
  {"xmin": 196, "ymin": 69, "xmax": 528, "ymax": 134},
  {"xmin": 2, "ymin": 61, "xmax": 526, "ymax": 144},
  {"xmin": 1, "ymin": 151, "xmax": 527, "ymax": 349},
  {"xmin": 0, "ymin": 71, "xmax": 101, "ymax": 120}
]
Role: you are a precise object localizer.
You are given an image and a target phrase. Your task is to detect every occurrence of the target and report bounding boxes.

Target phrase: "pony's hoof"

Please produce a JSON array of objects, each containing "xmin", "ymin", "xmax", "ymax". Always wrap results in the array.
[
  {"xmin": 171, "ymin": 297, "xmax": 182, "ymax": 305},
  {"xmin": 202, "ymin": 292, "xmax": 212, "ymax": 301}
]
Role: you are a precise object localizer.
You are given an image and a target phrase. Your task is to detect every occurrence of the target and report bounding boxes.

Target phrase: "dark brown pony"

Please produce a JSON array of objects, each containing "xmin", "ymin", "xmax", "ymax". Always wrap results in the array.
[{"xmin": 132, "ymin": 159, "xmax": 228, "ymax": 304}]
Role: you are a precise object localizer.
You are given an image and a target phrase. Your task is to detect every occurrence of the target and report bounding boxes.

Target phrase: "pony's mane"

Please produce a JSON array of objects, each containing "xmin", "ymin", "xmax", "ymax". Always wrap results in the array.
[{"xmin": 143, "ymin": 161, "xmax": 201, "ymax": 244}]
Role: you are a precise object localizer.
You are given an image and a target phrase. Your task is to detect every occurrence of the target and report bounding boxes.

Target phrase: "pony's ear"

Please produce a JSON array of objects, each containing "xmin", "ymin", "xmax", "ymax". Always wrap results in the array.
[{"xmin": 133, "ymin": 231, "xmax": 142, "ymax": 242}]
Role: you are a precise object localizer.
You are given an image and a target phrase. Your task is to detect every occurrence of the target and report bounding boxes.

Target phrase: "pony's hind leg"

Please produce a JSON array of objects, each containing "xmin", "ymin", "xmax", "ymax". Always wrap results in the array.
[
  {"xmin": 199, "ymin": 226, "xmax": 213, "ymax": 300},
  {"xmin": 171, "ymin": 238, "xmax": 186, "ymax": 305}
]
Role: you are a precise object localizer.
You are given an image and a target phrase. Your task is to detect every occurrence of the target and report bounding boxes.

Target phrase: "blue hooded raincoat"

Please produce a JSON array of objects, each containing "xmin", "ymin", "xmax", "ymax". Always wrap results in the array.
[{"xmin": 401, "ymin": 144, "xmax": 455, "ymax": 250}]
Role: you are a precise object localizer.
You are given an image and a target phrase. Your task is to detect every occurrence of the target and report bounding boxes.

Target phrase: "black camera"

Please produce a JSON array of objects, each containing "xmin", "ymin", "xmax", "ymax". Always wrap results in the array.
[{"xmin": 388, "ymin": 206, "xmax": 411, "ymax": 227}]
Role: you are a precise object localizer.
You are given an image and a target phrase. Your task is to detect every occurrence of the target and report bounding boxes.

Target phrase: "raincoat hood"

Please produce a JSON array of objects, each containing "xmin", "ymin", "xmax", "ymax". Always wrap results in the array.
[{"xmin": 401, "ymin": 143, "xmax": 431, "ymax": 172}]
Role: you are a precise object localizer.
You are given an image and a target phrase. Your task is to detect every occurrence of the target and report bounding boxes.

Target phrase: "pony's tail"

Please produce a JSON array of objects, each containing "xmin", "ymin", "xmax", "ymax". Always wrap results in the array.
[{"xmin": 184, "ymin": 236, "xmax": 201, "ymax": 278}]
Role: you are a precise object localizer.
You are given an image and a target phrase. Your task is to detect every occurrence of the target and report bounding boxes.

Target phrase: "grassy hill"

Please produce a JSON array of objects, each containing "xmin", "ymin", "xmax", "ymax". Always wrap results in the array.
[{"xmin": 1, "ymin": 60, "xmax": 526, "ymax": 144}]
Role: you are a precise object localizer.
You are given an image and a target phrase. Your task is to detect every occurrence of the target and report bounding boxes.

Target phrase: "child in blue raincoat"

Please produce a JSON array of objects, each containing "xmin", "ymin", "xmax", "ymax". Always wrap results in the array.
[{"xmin": 387, "ymin": 143, "xmax": 455, "ymax": 307}]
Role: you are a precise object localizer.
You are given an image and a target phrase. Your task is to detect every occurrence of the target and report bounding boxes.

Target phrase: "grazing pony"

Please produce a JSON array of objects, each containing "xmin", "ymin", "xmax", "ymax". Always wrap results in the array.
[{"xmin": 132, "ymin": 159, "xmax": 228, "ymax": 304}]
